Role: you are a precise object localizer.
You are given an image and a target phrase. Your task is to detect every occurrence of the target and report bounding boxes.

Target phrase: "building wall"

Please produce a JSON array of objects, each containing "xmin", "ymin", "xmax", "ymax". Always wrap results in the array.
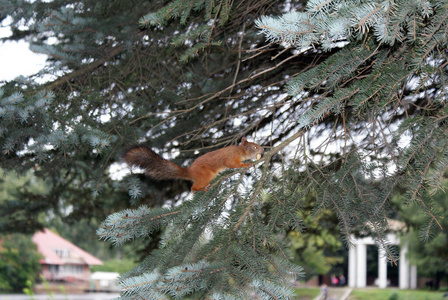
[{"xmin": 41, "ymin": 264, "xmax": 91, "ymax": 282}]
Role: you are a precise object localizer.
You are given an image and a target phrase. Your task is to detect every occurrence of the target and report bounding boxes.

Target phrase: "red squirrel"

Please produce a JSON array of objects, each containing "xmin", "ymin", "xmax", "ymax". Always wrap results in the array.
[{"xmin": 124, "ymin": 137, "xmax": 264, "ymax": 192}]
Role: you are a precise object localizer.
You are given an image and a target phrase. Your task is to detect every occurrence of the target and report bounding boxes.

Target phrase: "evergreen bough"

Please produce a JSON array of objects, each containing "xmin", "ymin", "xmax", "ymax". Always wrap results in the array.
[{"xmin": 1, "ymin": 0, "xmax": 447, "ymax": 298}]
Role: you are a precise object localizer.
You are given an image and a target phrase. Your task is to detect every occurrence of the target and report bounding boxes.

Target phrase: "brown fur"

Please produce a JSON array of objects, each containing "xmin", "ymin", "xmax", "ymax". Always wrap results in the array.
[
  {"xmin": 124, "ymin": 146, "xmax": 190, "ymax": 180},
  {"xmin": 124, "ymin": 138, "xmax": 264, "ymax": 192}
]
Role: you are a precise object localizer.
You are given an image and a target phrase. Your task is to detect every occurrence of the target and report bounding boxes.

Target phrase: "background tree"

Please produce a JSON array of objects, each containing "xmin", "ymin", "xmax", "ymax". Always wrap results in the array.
[
  {"xmin": 0, "ymin": 234, "xmax": 41, "ymax": 292},
  {"xmin": 288, "ymin": 192, "xmax": 343, "ymax": 280},
  {"xmin": 396, "ymin": 185, "xmax": 448, "ymax": 289},
  {"xmin": 1, "ymin": 0, "xmax": 448, "ymax": 298},
  {"xmin": 0, "ymin": 169, "xmax": 48, "ymax": 232}
]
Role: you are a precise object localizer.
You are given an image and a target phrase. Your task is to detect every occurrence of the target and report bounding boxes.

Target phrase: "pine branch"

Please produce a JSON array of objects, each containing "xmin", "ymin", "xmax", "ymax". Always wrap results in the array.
[{"xmin": 43, "ymin": 45, "xmax": 125, "ymax": 91}]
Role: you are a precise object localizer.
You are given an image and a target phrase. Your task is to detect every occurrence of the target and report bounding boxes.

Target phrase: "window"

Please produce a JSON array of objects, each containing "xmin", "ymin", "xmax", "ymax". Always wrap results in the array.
[{"xmin": 54, "ymin": 248, "xmax": 70, "ymax": 258}]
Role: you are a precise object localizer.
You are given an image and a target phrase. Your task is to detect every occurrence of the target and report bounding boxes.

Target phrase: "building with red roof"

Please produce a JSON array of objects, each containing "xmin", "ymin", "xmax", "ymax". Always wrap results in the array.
[{"xmin": 32, "ymin": 228, "xmax": 103, "ymax": 283}]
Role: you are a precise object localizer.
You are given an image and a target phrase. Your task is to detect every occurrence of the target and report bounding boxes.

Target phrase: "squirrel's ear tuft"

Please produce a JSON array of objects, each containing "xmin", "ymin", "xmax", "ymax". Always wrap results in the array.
[{"xmin": 241, "ymin": 137, "xmax": 248, "ymax": 145}]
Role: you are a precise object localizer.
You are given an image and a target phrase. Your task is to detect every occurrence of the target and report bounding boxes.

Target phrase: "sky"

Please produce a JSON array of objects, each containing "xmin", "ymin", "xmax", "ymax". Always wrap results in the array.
[{"xmin": 0, "ymin": 25, "xmax": 47, "ymax": 82}]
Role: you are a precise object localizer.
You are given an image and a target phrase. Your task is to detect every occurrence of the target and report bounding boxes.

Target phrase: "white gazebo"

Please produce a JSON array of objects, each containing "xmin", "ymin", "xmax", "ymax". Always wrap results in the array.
[{"xmin": 348, "ymin": 221, "xmax": 417, "ymax": 289}]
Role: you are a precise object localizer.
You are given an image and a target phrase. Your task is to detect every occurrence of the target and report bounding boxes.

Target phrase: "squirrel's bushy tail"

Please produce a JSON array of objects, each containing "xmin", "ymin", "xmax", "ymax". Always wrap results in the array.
[{"xmin": 124, "ymin": 146, "xmax": 191, "ymax": 181}]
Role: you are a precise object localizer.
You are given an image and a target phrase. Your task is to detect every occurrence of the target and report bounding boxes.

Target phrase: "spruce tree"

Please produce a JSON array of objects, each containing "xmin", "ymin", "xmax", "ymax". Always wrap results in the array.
[{"xmin": 1, "ymin": 0, "xmax": 447, "ymax": 298}]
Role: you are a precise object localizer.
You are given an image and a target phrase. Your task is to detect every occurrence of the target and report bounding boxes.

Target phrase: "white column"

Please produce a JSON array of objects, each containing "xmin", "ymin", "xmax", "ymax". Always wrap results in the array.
[
  {"xmin": 356, "ymin": 243, "xmax": 367, "ymax": 288},
  {"xmin": 399, "ymin": 244, "xmax": 409, "ymax": 289},
  {"xmin": 410, "ymin": 265, "xmax": 417, "ymax": 289},
  {"xmin": 378, "ymin": 246, "xmax": 388, "ymax": 288},
  {"xmin": 348, "ymin": 244, "xmax": 357, "ymax": 288}
]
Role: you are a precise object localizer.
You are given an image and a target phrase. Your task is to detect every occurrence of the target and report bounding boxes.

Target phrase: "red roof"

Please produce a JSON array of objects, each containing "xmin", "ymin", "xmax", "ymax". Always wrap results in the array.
[{"xmin": 32, "ymin": 228, "xmax": 103, "ymax": 266}]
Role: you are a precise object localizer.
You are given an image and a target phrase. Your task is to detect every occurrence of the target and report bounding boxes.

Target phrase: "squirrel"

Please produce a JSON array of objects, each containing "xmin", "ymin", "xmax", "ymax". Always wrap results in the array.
[{"xmin": 124, "ymin": 137, "xmax": 264, "ymax": 192}]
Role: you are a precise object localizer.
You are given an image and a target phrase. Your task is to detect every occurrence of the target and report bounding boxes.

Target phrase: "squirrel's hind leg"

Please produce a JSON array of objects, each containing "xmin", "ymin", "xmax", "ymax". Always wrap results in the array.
[
  {"xmin": 191, "ymin": 180, "xmax": 211, "ymax": 192},
  {"xmin": 190, "ymin": 168, "xmax": 215, "ymax": 192},
  {"xmin": 191, "ymin": 185, "xmax": 209, "ymax": 192}
]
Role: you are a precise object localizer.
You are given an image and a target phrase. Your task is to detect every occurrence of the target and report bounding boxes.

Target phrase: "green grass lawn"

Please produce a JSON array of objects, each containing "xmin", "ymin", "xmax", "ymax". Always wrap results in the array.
[
  {"xmin": 294, "ymin": 288, "xmax": 321, "ymax": 300},
  {"xmin": 349, "ymin": 288, "xmax": 447, "ymax": 300},
  {"xmin": 293, "ymin": 288, "xmax": 447, "ymax": 300}
]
